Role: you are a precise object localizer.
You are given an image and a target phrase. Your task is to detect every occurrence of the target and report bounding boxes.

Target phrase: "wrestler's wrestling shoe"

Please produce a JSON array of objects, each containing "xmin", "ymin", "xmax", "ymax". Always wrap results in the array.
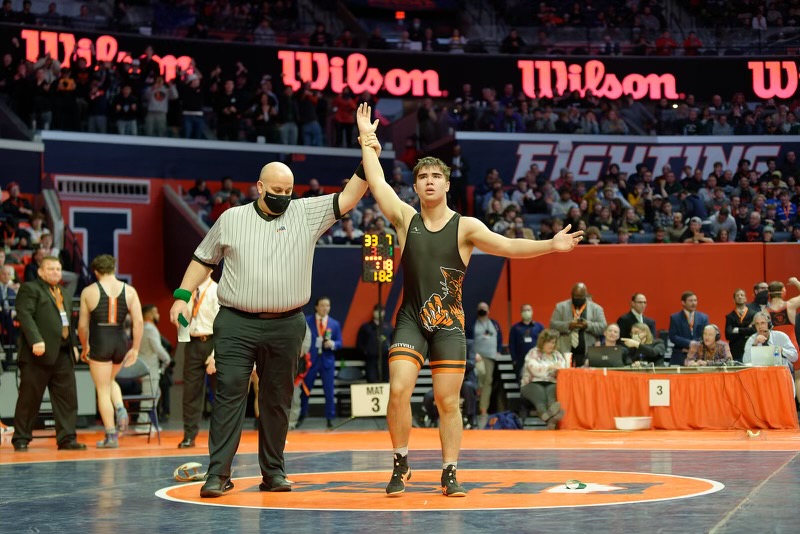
[
  {"xmin": 116, "ymin": 406, "xmax": 129, "ymax": 433},
  {"xmin": 441, "ymin": 465, "xmax": 467, "ymax": 497},
  {"xmin": 96, "ymin": 433, "xmax": 119, "ymax": 449},
  {"xmin": 385, "ymin": 453, "xmax": 411, "ymax": 496}
]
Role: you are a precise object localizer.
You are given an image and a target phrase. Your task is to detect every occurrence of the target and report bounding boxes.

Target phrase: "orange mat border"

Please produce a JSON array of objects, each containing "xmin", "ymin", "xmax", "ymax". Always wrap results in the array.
[{"xmin": 2, "ymin": 428, "xmax": 800, "ymax": 465}]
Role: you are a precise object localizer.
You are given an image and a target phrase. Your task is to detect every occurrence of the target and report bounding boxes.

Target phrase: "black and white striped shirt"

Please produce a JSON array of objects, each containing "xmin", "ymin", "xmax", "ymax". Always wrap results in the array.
[{"xmin": 193, "ymin": 194, "xmax": 341, "ymax": 312}]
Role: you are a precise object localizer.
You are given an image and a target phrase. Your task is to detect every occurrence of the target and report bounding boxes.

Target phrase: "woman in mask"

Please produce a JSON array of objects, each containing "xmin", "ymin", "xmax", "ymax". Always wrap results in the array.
[{"xmin": 621, "ymin": 323, "xmax": 666, "ymax": 367}]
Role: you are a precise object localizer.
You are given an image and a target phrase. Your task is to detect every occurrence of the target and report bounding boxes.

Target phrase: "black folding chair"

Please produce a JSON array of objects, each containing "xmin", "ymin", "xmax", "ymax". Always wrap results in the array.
[{"xmin": 116, "ymin": 360, "xmax": 161, "ymax": 444}]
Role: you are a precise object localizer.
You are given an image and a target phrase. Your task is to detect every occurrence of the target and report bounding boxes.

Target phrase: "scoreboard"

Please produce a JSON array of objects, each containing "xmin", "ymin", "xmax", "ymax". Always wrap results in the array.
[{"xmin": 362, "ymin": 233, "xmax": 395, "ymax": 283}]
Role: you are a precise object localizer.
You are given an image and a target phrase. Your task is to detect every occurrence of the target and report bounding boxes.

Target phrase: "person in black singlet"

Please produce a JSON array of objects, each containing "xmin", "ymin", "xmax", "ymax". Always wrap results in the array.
[
  {"xmin": 356, "ymin": 104, "xmax": 583, "ymax": 498},
  {"xmin": 767, "ymin": 279, "xmax": 800, "ymax": 401},
  {"xmin": 90, "ymin": 282, "xmax": 130, "ymax": 364},
  {"xmin": 78, "ymin": 255, "xmax": 143, "ymax": 448}
]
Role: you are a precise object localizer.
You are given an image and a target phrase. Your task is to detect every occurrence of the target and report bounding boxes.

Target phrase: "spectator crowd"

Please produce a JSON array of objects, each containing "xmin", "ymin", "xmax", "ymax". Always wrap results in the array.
[{"xmin": 471, "ymin": 153, "xmax": 799, "ymax": 244}]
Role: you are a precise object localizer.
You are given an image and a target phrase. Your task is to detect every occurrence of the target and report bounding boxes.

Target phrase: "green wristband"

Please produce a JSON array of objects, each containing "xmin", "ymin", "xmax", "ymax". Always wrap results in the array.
[
  {"xmin": 355, "ymin": 162, "xmax": 366, "ymax": 180},
  {"xmin": 173, "ymin": 288, "xmax": 192, "ymax": 303}
]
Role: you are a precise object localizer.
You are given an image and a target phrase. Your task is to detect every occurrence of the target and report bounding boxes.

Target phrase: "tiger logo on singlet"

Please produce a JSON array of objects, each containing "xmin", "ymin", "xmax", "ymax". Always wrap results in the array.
[{"xmin": 418, "ymin": 267, "xmax": 465, "ymax": 332}]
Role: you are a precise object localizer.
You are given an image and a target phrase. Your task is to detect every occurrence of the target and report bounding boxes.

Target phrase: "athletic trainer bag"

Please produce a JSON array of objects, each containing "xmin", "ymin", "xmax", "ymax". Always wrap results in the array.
[{"xmin": 485, "ymin": 411, "xmax": 523, "ymax": 429}]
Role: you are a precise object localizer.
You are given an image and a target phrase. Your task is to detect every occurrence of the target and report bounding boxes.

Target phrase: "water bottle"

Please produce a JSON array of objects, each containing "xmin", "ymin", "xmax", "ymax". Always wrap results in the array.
[{"xmin": 773, "ymin": 346, "xmax": 781, "ymax": 366}]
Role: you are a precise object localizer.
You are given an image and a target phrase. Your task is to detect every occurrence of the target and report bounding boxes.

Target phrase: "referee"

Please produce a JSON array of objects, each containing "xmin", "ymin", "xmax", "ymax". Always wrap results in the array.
[{"xmin": 170, "ymin": 159, "xmax": 369, "ymax": 498}]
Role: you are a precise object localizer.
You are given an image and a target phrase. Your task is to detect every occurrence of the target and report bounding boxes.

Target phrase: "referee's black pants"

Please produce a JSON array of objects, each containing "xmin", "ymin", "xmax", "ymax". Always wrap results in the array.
[{"xmin": 207, "ymin": 308, "xmax": 305, "ymax": 479}]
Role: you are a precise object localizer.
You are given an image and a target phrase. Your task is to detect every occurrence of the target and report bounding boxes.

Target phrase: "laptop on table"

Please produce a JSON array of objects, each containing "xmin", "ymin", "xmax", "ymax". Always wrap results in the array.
[
  {"xmin": 749, "ymin": 346, "xmax": 780, "ymax": 366},
  {"xmin": 587, "ymin": 346, "xmax": 626, "ymax": 368}
]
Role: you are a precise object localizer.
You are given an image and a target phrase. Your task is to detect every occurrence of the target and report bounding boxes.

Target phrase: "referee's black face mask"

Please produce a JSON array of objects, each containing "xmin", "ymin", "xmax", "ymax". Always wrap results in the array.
[{"xmin": 264, "ymin": 191, "xmax": 291, "ymax": 215}]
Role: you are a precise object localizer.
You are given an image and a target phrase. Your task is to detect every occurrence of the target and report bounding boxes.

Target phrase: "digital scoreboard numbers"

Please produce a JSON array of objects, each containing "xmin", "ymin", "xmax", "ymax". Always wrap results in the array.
[{"xmin": 362, "ymin": 233, "xmax": 395, "ymax": 283}]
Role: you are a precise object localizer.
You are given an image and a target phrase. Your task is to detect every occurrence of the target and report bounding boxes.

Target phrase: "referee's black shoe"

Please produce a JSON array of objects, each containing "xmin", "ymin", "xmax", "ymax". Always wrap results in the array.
[
  {"xmin": 441, "ymin": 465, "xmax": 467, "ymax": 497},
  {"xmin": 385, "ymin": 453, "xmax": 411, "ymax": 496},
  {"xmin": 200, "ymin": 475, "xmax": 234, "ymax": 498},
  {"xmin": 259, "ymin": 474, "xmax": 292, "ymax": 492}
]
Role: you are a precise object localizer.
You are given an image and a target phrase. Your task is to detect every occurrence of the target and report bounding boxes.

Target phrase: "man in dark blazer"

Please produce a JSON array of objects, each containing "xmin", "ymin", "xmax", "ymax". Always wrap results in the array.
[
  {"xmin": 668, "ymin": 291, "xmax": 709, "ymax": 366},
  {"xmin": 12, "ymin": 256, "xmax": 86, "ymax": 451},
  {"xmin": 725, "ymin": 288, "xmax": 757, "ymax": 362},
  {"xmin": 550, "ymin": 283, "xmax": 607, "ymax": 367},
  {"xmin": 617, "ymin": 293, "xmax": 657, "ymax": 339}
]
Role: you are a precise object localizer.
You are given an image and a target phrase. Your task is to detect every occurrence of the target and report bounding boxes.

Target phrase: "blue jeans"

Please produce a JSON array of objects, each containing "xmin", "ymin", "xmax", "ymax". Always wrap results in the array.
[
  {"xmin": 117, "ymin": 119, "xmax": 137, "ymax": 136},
  {"xmin": 301, "ymin": 121, "xmax": 322, "ymax": 146},
  {"xmin": 182, "ymin": 114, "xmax": 205, "ymax": 139}
]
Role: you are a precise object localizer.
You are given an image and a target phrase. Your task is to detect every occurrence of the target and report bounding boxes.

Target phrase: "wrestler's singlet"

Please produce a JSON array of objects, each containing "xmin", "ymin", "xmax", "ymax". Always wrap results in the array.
[
  {"xmin": 90, "ymin": 283, "xmax": 129, "ymax": 362},
  {"xmin": 399, "ymin": 213, "xmax": 466, "ymax": 335}
]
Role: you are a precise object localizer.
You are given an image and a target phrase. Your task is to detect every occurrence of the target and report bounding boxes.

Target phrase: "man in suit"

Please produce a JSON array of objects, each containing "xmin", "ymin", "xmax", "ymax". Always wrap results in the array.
[
  {"xmin": 550, "ymin": 283, "xmax": 607, "ymax": 367},
  {"xmin": 12, "ymin": 256, "xmax": 87, "ymax": 451},
  {"xmin": 299, "ymin": 296, "xmax": 342, "ymax": 429},
  {"xmin": 725, "ymin": 288, "xmax": 756, "ymax": 362},
  {"xmin": 668, "ymin": 291, "xmax": 709, "ymax": 366},
  {"xmin": 617, "ymin": 293, "xmax": 656, "ymax": 339}
]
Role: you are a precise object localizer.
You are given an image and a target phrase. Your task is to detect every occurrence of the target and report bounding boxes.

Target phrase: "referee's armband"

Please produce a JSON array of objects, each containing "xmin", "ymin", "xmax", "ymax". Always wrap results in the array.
[
  {"xmin": 173, "ymin": 288, "xmax": 192, "ymax": 302},
  {"xmin": 172, "ymin": 288, "xmax": 191, "ymax": 327},
  {"xmin": 354, "ymin": 162, "xmax": 366, "ymax": 181}
]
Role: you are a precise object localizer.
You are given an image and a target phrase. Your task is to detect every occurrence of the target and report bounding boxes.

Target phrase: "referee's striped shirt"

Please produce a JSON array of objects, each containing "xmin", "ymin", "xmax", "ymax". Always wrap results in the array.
[{"xmin": 193, "ymin": 193, "xmax": 341, "ymax": 313}]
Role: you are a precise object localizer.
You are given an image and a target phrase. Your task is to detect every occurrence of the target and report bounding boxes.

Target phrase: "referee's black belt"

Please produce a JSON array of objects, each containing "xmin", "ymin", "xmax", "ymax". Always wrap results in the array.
[
  {"xmin": 191, "ymin": 334, "xmax": 213, "ymax": 342},
  {"xmin": 224, "ymin": 306, "xmax": 302, "ymax": 320}
]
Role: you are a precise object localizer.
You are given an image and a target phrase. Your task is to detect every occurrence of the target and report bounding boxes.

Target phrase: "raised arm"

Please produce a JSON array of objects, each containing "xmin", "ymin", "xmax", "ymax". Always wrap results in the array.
[
  {"xmin": 337, "ymin": 159, "xmax": 369, "ymax": 216},
  {"xmin": 461, "ymin": 217, "xmax": 583, "ymax": 258},
  {"xmin": 357, "ymin": 103, "xmax": 416, "ymax": 230}
]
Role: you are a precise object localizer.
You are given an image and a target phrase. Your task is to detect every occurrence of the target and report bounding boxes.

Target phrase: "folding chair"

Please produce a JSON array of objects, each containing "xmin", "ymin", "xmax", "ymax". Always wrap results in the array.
[
  {"xmin": 115, "ymin": 359, "xmax": 161, "ymax": 444},
  {"xmin": 335, "ymin": 347, "xmax": 366, "ymax": 383}
]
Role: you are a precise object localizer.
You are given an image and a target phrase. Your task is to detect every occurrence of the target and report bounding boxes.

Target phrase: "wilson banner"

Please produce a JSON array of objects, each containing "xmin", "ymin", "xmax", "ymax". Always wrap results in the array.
[{"xmin": 2, "ymin": 25, "xmax": 800, "ymax": 101}]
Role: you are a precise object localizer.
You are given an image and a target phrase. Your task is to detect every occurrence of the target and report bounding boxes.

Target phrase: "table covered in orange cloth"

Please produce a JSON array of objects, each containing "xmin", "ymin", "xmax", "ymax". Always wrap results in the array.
[{"xmin": 556, "ymin": 367, "xmax": 799, "ymax": 430}]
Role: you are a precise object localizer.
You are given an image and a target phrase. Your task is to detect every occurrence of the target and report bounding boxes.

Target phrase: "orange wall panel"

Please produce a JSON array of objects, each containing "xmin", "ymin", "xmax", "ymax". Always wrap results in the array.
[
  {"xmin": 764, "ymin": 244, "xmax": 800, "ymax": 292},
  {"xmin": 508, "ymin": 244, "xmax": 766, "ymax": 337}
]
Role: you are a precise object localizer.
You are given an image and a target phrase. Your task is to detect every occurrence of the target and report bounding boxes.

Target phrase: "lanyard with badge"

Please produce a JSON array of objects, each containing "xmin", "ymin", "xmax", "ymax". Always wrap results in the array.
[
  {"xmin": 50, "ymin": 286, "xmax": 70, "ymax": 337},
  {"xmin": 191, "ymin": 283, "xmax": 211, "ymax": 320},
  {"xmin": 523, "ymin": 327, "xmax": 533, "ymax": 344}
]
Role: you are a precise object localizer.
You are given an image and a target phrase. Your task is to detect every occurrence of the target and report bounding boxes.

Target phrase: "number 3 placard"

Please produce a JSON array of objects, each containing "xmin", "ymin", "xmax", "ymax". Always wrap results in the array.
[
  {"xmin": 350, "ymin": 383, "xmax": 390, "ymax": 417},
  {"xmin": 649, "ymin": 379, "xmax": 670, "ymax": 407}
]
